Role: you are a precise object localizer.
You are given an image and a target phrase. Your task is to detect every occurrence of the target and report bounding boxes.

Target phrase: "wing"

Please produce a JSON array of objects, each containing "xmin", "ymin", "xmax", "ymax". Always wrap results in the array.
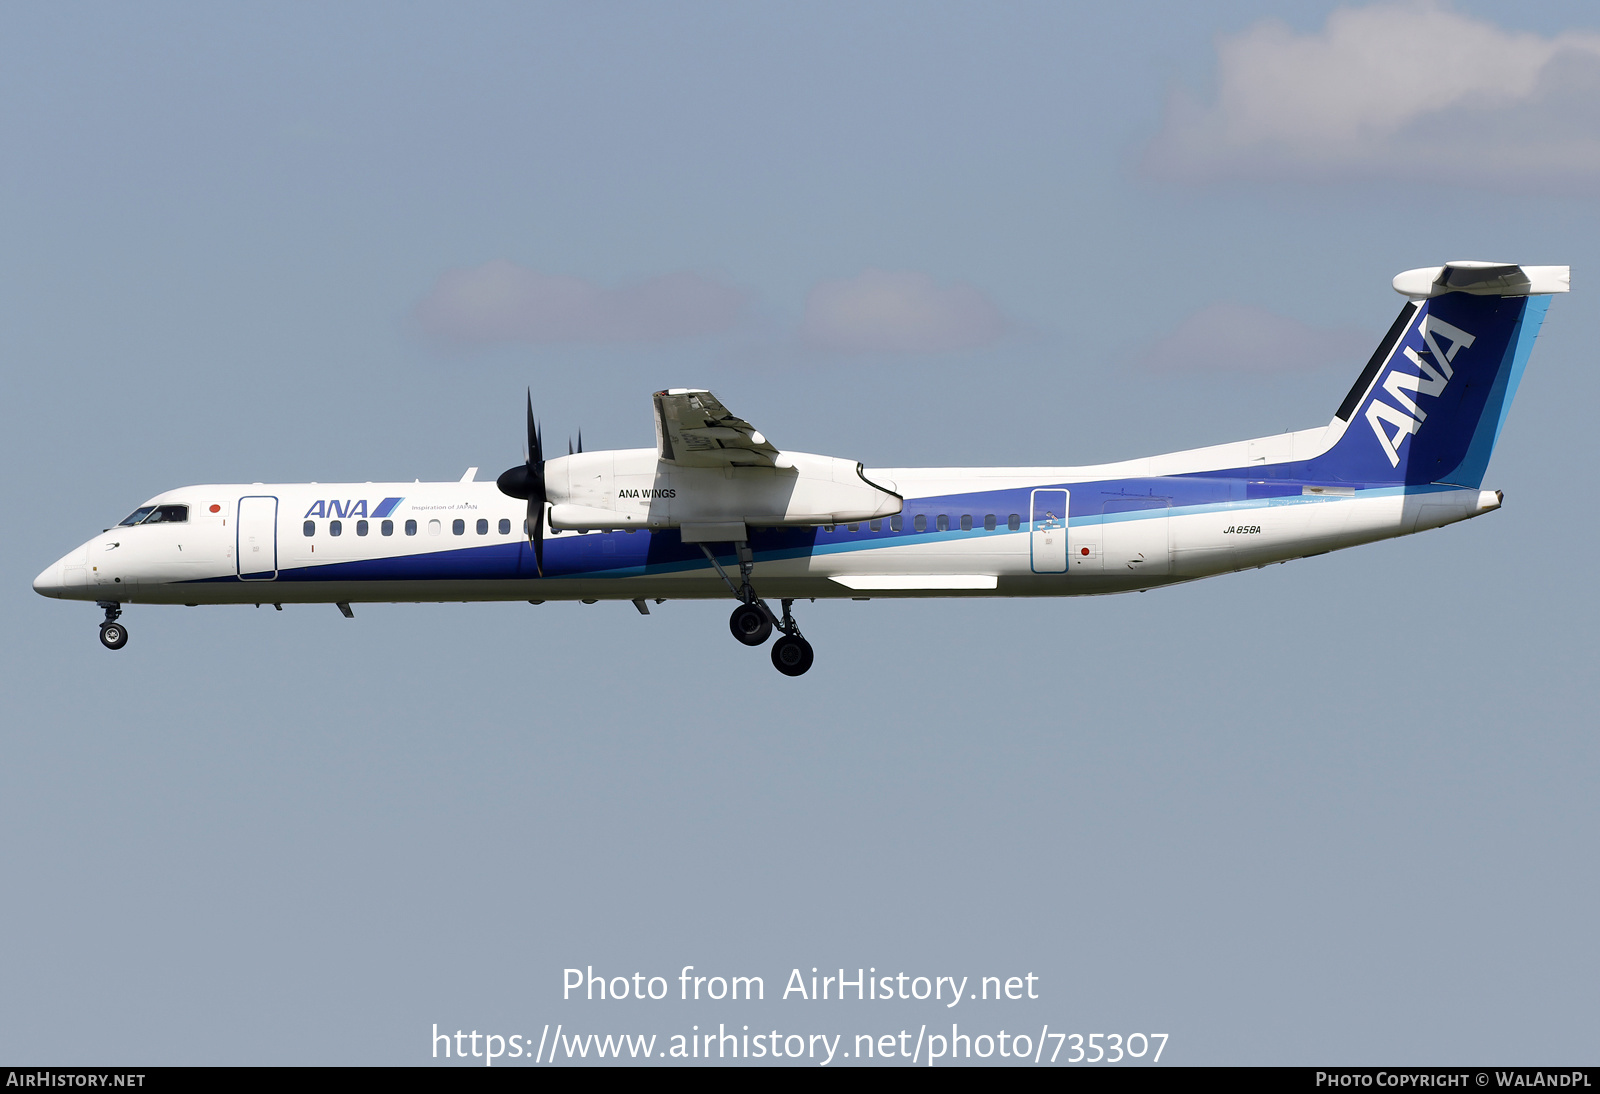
[{"xmin": 652, "ymin": 389, "xmax": 780, "ymax": 467}]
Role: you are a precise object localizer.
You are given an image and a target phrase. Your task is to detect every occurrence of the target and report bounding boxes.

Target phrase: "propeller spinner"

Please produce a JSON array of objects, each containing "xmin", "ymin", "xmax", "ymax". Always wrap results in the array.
[{"xmin": 496, "ymin": 391, "xmax": 547, "ymax": 575}]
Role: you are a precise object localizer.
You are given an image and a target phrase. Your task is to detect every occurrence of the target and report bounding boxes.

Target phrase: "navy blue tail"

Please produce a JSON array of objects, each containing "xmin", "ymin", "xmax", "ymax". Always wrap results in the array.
[{"xmin": 1305, "ymin": 290, "xmax": 1551, "ymax": 487}]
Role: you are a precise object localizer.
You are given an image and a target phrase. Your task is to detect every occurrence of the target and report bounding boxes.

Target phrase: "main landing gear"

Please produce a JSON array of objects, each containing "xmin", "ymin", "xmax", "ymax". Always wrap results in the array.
[
  {"xmin": 702, "ymin": 541, "xmax": 815, "ymax": 676},
  {"xmin": 729, "ymin": 601, "xmax": 772, "ymax": 646},
  {"xmin": 769, "ymin": 600, "xmax": 814, "ymax": 677},
  {"xmin": 97, "ymin": 602, "xmax": 127, "ymax": 650}
]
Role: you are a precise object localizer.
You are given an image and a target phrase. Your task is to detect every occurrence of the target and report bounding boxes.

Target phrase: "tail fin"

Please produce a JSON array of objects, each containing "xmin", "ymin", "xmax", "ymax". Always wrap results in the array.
[{"xmin": 1308, "ymin": 262, "xmax": 1568, "ymax": 487}]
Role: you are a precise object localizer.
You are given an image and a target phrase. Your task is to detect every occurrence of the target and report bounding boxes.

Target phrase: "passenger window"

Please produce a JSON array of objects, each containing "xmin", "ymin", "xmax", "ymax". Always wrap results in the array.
[
  {"xmin": 303, "ymin": 520, "xmax": 315, "ymax": 537},
  {"xmin": 937, "ymin": 514, "xmax": 949, "ymax": 532},
  {"xmin": 1008, "ymin": 513, "xmax": 1021, "ymax": 531},
  {"xmin": 848, "ymin": 523, "xmax": 859, "ymax": 532},
  {"xmin": 118, "ymin": 506, "xmax": 157, "ymax": 527},
  {"xmin": 476, "ymin": 518, "xmax": 488, "ymax": 535},
  {"xmin": 405, "ymin": 519, "xmax": 418, "ymax": 536},
  {"xmin": 428, "ymin": 519, "xmax": 441, "ymax": 535},
  {"xmin": 984, "ymin": 514, "xmax": 996, "ymax": 531},
  {"xmin": 356, "ymin": 520, "xmax": 369, "ymax": 536},
  {"xmin": 960, "ymin": 514, "xmax": 972, "ymax": 531},
  {"xmin": 823, "ymin": 524, "xmax": 834, "ymax": 532},
  {"xmin": 890, "ymin": 515, "xmax": 902, "ymax": 532},
  {"xmin": 913, "ymin": 514, "xmax": 927, "ymax": 533},
  {"xmin": 382, "ymin": 520, "xmax": 394, "ymax": 536},
  {"xmin": 451, "ymin": 519, "xmax": 463, "ymax": 535},
  {"xmin": 498, "ymin": 518, "xmax": 511, "ymax": 535},
  {"xmin": 870, "ymin": 520, "xmax": 881, "ymax": 532},
  {"xmin": 329, "ymin": 520, "xmax": 342, "ymax": 537}
]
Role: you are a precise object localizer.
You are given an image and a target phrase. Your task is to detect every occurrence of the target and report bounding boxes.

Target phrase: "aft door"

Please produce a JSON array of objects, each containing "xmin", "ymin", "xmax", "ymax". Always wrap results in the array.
[
  {"xmin": 237, "ymin": 496, "xmax": 278, "ymax": 580},
  {"xmin": 1029, "ymin": 489, "xmax": 1070, "ymax": 573}
]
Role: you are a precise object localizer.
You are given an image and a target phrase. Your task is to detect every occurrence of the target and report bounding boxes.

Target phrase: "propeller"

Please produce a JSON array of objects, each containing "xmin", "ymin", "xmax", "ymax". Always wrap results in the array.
[{"xmin": 496, "ymin": 391, "xmax": 547, "ymax": 575}]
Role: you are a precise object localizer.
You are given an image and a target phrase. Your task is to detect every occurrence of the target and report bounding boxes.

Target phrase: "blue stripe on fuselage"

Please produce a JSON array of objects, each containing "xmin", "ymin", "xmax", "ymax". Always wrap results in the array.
[{"xmin": 183, "ymin": 478, "xmax": 1458, "ymax": 585}]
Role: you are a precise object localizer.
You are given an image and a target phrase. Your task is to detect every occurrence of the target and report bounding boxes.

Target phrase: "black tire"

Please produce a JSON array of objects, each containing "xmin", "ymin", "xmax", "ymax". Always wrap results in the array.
[
  {"xmin": 99, "ymin": 622, "xmax": 128, "ymax": 650},
  {"xmin": 729, "ymin": 603, "xmax": 772, "ymax": 646},
  {"xmin": 771, "ymin": 635, "xmax": 814, "ymax": 676}
]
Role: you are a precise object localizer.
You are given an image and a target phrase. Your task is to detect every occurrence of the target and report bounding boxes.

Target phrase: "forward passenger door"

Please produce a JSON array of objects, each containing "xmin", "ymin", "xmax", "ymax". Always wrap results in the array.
[{"xmin": 237, "ymin": 496, "xmax": 278, "ymax": 580}]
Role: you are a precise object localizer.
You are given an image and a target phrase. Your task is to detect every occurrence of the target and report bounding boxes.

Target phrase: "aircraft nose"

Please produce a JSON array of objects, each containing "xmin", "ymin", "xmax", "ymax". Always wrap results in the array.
[
  {"xmin": 33, "ymin": 561, "xmax": 64, "ymax": 598},
  {"xmin": 33, "ymin": 541, "xmax": 90, "ymax": 599}
]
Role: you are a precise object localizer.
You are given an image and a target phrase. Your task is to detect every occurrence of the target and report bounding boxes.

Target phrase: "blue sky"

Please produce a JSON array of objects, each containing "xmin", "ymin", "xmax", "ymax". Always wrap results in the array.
[{"xmin": 3, "ymin": 1, "xmax": 1596, "ymax": 1065}]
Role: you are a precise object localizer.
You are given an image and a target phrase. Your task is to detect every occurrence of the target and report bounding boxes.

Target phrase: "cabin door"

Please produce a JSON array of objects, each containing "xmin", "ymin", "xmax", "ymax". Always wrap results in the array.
[
  {"xmin": 237, "ymin": 496, "xmax": 278, "ymax": 580},
  {"xmin": 1029, "ymin": 489, "xmax": 1070, "ymax": 573}
]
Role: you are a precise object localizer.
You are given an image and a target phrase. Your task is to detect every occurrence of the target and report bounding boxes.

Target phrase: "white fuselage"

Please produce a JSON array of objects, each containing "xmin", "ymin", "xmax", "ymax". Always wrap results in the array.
[{"xmin": 33, "ymin": 435, "xmax": 1504, "ymax": 608}]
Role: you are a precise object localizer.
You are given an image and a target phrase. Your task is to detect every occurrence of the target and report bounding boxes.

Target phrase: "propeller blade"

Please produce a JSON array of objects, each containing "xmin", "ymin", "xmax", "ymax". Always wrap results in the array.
[
  {"xmin": 498, "ymin": 388, "xmax": 549, "ymax": 575},
  {"xmin": 530, "ymin": 499, "xmax": 545, "ymax": 575},
  {"xmin": 526, "ymin": 390, "xmax": 543, "ymax": 467}
]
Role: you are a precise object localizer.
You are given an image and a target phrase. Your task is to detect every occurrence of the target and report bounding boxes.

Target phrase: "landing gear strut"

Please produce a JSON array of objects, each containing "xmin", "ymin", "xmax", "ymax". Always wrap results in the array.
[
  {"xmin": 97, "ymin": 601, "xmax": 127, "ymax": 651},
  {"xmin": 705, "ymin": 540, "xmax": 774, "ymax": 645},
  {"xmin": 701, "ymin": 542, "xmax": 815, "ymax": 675}
]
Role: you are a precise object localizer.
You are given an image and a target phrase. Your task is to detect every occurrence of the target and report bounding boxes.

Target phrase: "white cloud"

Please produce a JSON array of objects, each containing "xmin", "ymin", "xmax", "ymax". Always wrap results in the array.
[
  {"xmin": 1130, "ymin": 302, "xmax": 1375, "ymax": 373},
  {"xmin": 414, "ymin": 260, "xmax": 745, "ymax": 345},
  {"xmin": 799, "ymin": 269, "xmax": 1007, "ymax": 355},
  {"xmin": 1144, "ymin": 1, "xmax": 1600, "ymax": 189}
]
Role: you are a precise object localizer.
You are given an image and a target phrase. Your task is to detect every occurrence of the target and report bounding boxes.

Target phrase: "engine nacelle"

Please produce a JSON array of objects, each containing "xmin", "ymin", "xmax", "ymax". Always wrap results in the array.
[{"xmin": 546, "ymin": 448, "xmax": 901, "ymax": 531}]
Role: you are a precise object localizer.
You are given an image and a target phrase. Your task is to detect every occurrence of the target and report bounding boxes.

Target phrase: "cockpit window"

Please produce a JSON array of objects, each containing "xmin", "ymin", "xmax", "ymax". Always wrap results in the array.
[
  {"xmin": 117, "ymin": 504, "xmax": 188, "ymax": 526},
  {"xmin": 142, "ymin": 504, "xmax": 189, "ymax": 524}
]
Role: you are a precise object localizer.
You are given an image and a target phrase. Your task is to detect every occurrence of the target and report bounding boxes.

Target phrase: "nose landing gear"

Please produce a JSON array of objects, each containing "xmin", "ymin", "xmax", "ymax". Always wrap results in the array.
[{"xmin": 97, "ymin": 602, "xmax": 128, "ymax": 650}]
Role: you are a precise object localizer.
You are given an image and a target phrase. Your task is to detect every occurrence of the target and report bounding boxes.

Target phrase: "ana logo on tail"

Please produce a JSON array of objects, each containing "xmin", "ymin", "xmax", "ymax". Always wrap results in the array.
[{"xmin": 1365, "ymin": 316, "xmax": 1476, "ymax": 467}]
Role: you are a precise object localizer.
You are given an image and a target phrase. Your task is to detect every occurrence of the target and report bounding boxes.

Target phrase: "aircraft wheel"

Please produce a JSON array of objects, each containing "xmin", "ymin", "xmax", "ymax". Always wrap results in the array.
[
  {"xmin": 729, "ymin": 603, "xmax": 772, "ymax": 646},
  {"xmin": 771, "ymin": 635, "xmax": 814, "ymax": 676},
  {"xmin": 99, "ymin": 622, "xmax": 128, "ymax": 650}
]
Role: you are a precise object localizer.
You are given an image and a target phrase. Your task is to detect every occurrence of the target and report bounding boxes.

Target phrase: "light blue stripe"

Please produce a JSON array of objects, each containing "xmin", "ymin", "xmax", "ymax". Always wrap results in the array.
[
  {"xmin": 1445, "ymin": 295, "xmax": 1548, "ymax": 488},
  {"xmin": 1073, "ymin": 483, "xmax": 1458, "ymax": 527}
]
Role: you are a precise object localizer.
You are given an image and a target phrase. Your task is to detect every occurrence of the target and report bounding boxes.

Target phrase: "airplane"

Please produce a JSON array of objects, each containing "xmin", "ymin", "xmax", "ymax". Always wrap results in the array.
[{"xmin": 33, "ymin": 260, "xmax": 1567, "ymax": 676}]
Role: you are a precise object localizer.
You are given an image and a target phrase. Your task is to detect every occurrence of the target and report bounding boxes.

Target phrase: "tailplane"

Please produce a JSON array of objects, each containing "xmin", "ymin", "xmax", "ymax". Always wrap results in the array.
[{"xmin": 1307, "ymin": 262, "xmax": 1568, "ymax": 487}]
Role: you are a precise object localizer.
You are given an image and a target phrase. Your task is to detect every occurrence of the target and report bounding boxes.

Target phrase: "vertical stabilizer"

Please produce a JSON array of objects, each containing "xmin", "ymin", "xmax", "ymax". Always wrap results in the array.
[{"xmin": 1307, "ymin": 262, "xmax": 1567, "ymax": 487}]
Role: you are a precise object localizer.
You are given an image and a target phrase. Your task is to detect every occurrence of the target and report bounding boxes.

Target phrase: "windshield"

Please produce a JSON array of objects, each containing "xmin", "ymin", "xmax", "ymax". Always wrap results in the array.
[
  {"xmin": 116, "ymin": 504, "xmax": 188, "ymax": 526},
  {"xmin": 143, "ymin": 504, "xmax": 188, "ymax": 524}
]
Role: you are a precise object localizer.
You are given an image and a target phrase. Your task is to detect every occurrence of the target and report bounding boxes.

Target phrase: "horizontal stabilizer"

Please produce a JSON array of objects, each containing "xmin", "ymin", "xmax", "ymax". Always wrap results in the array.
[{"xmin": 1393, "ymin": 261, "xmax": 1569, "ymax": 299}]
